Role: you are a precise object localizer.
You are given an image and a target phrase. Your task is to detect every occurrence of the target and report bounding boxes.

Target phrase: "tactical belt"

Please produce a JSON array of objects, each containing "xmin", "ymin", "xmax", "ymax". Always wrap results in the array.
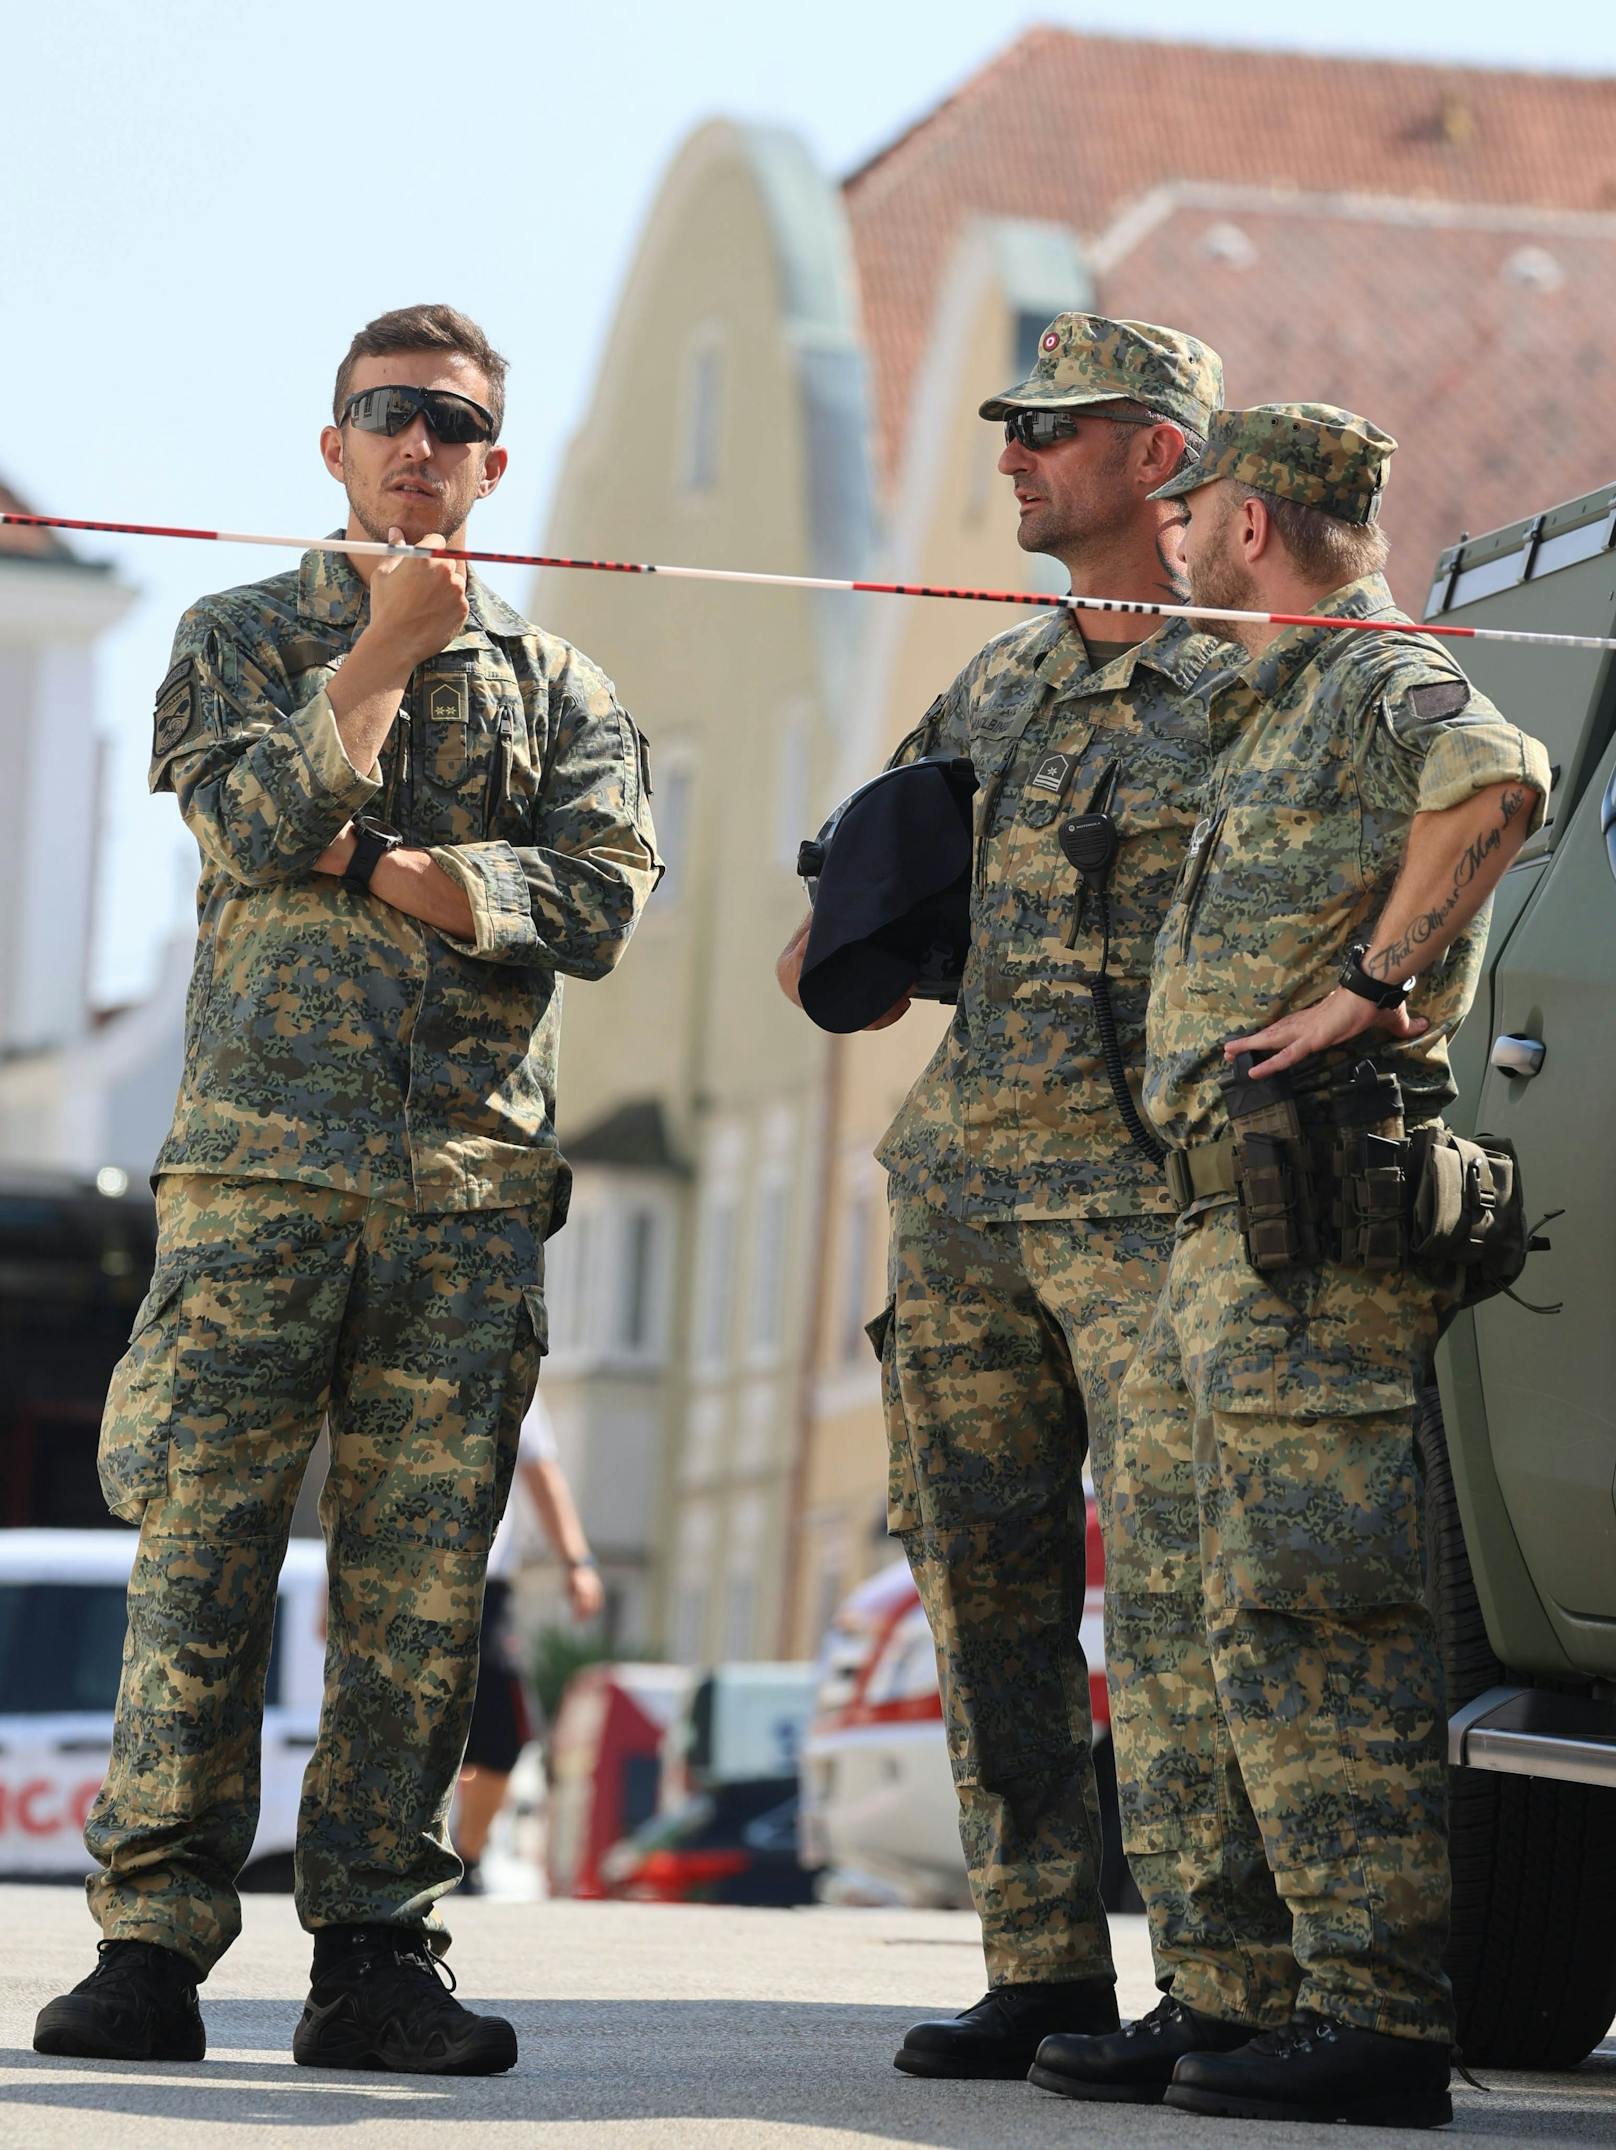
[
  {"xmin": 1164, "ymin": 1141, "xmax": 1236, "ymax": 1211},
  {"xmin": 1163, "ymin": 1057, "xmax": 1541, "ymax": 1305}
]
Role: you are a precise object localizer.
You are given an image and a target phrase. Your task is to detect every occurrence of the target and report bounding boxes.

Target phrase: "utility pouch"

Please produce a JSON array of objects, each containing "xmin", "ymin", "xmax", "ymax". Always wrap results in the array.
[
  {"xmin": 1336, "ymin": 1131, "xmax": 1409, "ymax": 1270},
  {"xmin": 1325, "ymin": 1060, "xmax": 1408, "ymax": 1270},
  {"xmin": 1219, "ymin": 1054, "xmax": 1317, "ymax": 1270},
  {"xmin": 1408, "ymin": 1127, "xmax": 1534, "ymax": 1306}
]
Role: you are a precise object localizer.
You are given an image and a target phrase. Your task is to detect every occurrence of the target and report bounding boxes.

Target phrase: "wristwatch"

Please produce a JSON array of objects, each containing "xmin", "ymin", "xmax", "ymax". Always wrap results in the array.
[
  {"xmin": 1338, "ymin": 938, "xmax": 1413, "ymax": 1010},
  {"xmin": 343, "ymin": 814, "xmax": 404, "ymax": 893}
]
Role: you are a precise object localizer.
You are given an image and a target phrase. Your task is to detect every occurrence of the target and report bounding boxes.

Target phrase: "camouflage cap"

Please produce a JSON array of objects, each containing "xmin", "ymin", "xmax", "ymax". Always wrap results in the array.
[
  {"xmin": 1151, "ymin": 403, "xmax": 1397, "ymax": 526},
  {"xmin": 978, "ymin": 312, "xmax": 1223, "ymax": 437}
]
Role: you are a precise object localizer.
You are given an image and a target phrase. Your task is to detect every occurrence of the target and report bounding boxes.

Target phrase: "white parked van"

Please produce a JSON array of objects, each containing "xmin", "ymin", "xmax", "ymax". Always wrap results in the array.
[{"xmin": 0, "ymin": 1530, "xmax": 328, "ymax": 1882}]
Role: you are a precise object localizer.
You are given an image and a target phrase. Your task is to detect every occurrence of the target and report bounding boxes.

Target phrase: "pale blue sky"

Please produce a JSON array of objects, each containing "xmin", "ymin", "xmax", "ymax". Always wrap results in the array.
[{"xmin": 6, "ymin": 0, "xmax": 1614, "ymax": 1004}]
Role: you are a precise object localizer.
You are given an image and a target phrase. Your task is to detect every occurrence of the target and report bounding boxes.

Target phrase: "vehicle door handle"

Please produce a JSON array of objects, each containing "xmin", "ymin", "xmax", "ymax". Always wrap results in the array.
[{"xmin": 1491, "ymin": 1034, "xmax": 1546, "ymax": 1078}]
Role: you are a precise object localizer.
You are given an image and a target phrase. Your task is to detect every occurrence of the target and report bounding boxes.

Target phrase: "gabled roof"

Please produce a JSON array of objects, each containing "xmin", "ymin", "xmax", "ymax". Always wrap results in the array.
[
  {"xmin": 0, "ymin": 476, "xmax": 91, "ymax": 564},
  {"xmin": 565, "ymin": 1098, "xmax": 687, "ymax": 1174},
  {"xmin": 844, "ymin": 27, "xmax": 1616, "ymax": 474}
]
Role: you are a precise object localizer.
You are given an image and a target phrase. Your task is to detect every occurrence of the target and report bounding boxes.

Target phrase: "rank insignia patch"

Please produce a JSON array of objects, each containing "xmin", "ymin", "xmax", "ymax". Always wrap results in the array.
[
  {"xmin": 1029, "ymin": 751, "xmax": 1074, "ymax": 796},
  {"xmin": 428, "ymin": 679, "xmax": 467, "ymax": 727}
]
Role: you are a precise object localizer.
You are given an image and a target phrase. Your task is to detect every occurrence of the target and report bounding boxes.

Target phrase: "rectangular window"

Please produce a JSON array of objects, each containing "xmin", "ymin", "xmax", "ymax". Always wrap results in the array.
[
  {"xmin": 722, "ymin": 1573, "xmax": 756, "ymax": 1661},
  {"xmin": 696, "ymin": 1198, "xmax": 737, "ymax": 1370},
  {"xmin": 747, "ymin": 1179, "xmax": 789, "ymax": 1357},
  {"xmin": 618, "ymin": 1206, "xmax": 659, "ymax": 1355},
  {"xmin": 547, "ymin": 1208, "xmax": 593, "ymax": 1360}
]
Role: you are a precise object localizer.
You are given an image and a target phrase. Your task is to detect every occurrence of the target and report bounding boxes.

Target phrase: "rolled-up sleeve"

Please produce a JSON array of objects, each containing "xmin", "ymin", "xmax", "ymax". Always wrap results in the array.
[
  {"xmin": 430, "ymin": 671, "xmax": 660, "ymax": 973},
  {"xmin": 157, "ymin": 610, "xmax": 379, "ymax": 887},
  {"xmin": 1372, "ymin": 674, "xmax": 1551, "ymax": 834}
]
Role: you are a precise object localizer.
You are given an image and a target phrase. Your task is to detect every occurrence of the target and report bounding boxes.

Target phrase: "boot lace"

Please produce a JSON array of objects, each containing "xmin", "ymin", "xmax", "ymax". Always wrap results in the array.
[
  {"xmin": 86, "ymin": 1940, "xmax": 193, "ymax": 1995},
  {"xmin": 328, "ymin": 1934, "xmax": 467, "ymax": 2030},
  {"xmin": 1247, "ymin": 2009, "xmax": 1341, "ymax": 2059},
  {"xmin": 1126, "ymin": 1995, "xmax": 1190, "ymax": 2040}
]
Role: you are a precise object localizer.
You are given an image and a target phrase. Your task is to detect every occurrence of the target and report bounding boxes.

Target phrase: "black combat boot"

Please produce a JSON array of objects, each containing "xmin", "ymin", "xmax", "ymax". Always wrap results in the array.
[
  {"xmin": 1165, "ymin": 2009, "xmax": 1453, "ymax": 2128},
  {"xmin": 894, "ymin": 1977, "xmax": 1119, "ymax": 2079},
  {"xmin": 33, "ymin": 1939, "xmax": 206, "ymax": 2062},
  {"xmin": 1029, "ymin": 1991, "xmax": 1261, "ymax": 2102},
  {"xmin": 293, "ymin": 1924, "xmax": 517, "ymax": 2076}
]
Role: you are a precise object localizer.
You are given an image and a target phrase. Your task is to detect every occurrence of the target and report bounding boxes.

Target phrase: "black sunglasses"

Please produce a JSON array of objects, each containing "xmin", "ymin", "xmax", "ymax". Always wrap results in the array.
[
  {"xmin": 1002, "ymin": 408, "xmax": 1161, "ymax": 450},
  {"xmin": 340, "ymin": 384, "xmax": 496, "ymax": 445}
]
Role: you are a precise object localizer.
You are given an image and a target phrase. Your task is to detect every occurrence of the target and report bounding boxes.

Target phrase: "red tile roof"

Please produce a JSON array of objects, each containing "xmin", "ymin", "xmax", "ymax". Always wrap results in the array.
[
  {"xmin": 1095, "ymin": 187, "xmax": 1616, "ymax": 611},
  {"xmin": 844, "ymin": 27, "xmax": 1616, "ymax": 478}
]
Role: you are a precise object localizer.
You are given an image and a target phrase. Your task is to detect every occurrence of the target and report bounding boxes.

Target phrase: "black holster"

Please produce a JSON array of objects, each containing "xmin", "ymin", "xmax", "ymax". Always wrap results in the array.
[{"xmin": 1219, "ymin": 1054, "xmax": 1407, "ymax": 1273}]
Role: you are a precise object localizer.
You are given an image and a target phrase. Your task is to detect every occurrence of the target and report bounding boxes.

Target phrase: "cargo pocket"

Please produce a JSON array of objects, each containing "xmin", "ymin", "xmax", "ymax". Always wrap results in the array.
[
  {"xmin": 97, "ymin": 1270, "xmax": 185, "ymax": 1525},
  {"xmin": 866, "ymin": 1298, "xmax": 920, "ymax": 1536}
]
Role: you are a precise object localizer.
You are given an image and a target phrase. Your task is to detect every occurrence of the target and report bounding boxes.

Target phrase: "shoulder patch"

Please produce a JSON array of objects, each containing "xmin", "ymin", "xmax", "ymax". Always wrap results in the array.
[
  {"xmin": 634, "ymin": 722, "xmax": 654, "ymax": 799},
  {"xmin": 153, "ymin": 660, "xmax": 200, "ymax": 759},
  {"xmin": 1405, "ymin": 679, "xmax": 1471, "ymax": 724}
]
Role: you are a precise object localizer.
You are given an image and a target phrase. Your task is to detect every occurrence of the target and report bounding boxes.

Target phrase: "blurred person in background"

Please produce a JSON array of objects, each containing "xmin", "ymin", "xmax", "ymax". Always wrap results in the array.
[{"xmin": 455, "ymin": 1391, "xmax": 603, "ymax": 1892}]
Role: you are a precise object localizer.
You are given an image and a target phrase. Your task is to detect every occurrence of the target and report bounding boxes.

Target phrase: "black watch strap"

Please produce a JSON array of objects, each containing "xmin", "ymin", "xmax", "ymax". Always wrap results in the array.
[
  {"xmin": 1338, "ymin": 939, "xmax": 1412, "ymax": 1010},
  {"xmin": 343, "ymin": 817, "xmax": 402, "ymax": 892}
]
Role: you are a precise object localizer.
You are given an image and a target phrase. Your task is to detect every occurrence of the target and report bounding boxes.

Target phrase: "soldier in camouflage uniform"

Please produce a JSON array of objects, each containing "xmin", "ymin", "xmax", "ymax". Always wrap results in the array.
[
  {"xmin": 1031, "ymin": 407, "xmax": 1548, "ymax": 2128},
  {"xmin": 780, "ymin": 314, "xmax": 1229, "ymax": 2078},
  {"xmin": 34, "ymin": 305, "xmax": 659, "ymax": 2077}
]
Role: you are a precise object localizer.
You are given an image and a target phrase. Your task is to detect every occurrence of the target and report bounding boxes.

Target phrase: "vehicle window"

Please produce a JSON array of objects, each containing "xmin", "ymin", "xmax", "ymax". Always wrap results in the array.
[
  {"xmin": 619, "ymin": 1753, "xmax": 661, "ymax": 1838},
  {"xmin": 0, "ymin": 1580, "xmax": 289, "ymax": 1715},
  {"xmin": 0, "ymin": 1583, "xmax": 129, "ymax": 1713}
]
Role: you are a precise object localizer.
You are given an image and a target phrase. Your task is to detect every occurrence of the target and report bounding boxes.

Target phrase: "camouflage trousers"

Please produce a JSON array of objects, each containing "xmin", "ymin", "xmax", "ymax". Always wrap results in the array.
[
  {"xmin": 877, "ymin": 1186, "xmax": 1174, "ymax": 1987},
  {"xmin": 85, "ymin": 1174, "xmax": 546, "ymax": 1975},
  {"xmin": 1108, "ymin": 1202, "xmax": 1452, "ymax": 2042}
]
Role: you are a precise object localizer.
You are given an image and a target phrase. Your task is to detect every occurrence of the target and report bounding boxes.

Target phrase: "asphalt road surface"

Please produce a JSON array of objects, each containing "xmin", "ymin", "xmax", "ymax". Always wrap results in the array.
[{"xmin": 3, "ymin": 1886, "xmax": 1612, "ymax": 2146}]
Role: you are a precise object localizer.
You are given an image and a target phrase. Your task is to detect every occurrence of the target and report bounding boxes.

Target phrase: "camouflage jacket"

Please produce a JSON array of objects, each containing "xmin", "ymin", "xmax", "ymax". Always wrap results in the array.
[
  {"xmin": 149, "ymin": 544, "xmax": 661, "ymax": 1220},
  {"xmin": 876, "ymin": 610, "xmax": 1231, "ymax": 1220},
  {"xmin": 1144, "ymin": 574, "xmax": 1551, "ymax": 1150}
]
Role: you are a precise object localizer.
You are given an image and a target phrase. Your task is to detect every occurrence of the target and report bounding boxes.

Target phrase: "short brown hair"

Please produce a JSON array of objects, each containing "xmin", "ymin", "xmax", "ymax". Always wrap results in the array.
[
  {"xmin": 1236, "ymin": 482, "xmax": 1389, "ymax": 583},
  {"xmin": 333, "ymin": 304, "xmax": 509, "ymax": 439}
]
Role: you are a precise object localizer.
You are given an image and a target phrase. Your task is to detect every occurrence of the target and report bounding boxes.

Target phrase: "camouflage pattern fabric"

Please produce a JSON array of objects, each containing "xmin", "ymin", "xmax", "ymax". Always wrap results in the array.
[
  {"xmin": 1153, "ymin": 404, "xmax": 1397, "ymax": 525},
  {"xmin": 86, "ymin": 1174, "xmax": 546, "ymax": 1975},
  {"xmin": 148, "ymin": 543, "xmax": 660, "ymax": 1220},
  {"xmin": 877, "ymin": 1187, "xmax": 1175, "ymax": 1985},
  {"xmin": 877, "ymin": 615, "xmax": 1230, "ymax": 1220},
  {"xmin": 1144, "ymin": 574, "xmax": 1552, "ymax": 1151},
  {"xmin": 1110, "ymin": 1208, "xmax": 1457, "ymax": 2039},
  {"xmin": 979, "ymin": 313, "xmax": 1223, "ymax": 436},
  {"xmin": 1109, "ymin": 581, "xmax": 1549, "ymax": 2040}
]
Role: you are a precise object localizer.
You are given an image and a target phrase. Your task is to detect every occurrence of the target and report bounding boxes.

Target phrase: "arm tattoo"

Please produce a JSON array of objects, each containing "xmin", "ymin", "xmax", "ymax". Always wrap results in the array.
[{"xmin": 1365, "ymin": 787, "xmax": 1528, "ymax": 981}]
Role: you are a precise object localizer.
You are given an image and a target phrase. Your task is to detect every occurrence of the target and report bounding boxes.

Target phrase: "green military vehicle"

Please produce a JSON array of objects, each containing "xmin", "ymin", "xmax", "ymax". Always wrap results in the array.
[{"xmin": 1419, "ymin": 483, "xmax": 1616, "ymax": 2069}]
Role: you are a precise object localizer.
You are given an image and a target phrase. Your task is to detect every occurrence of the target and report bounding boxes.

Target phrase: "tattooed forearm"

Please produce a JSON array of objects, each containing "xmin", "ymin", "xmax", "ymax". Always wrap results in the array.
[{"xmin": 1364, "ymin": 784, "xmax": 1532, "ymax": 981}]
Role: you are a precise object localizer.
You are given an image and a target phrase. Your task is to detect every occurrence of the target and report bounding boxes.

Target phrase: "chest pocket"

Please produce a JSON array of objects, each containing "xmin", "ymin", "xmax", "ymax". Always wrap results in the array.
[
  {"xmin": 1177, "ymin": 763, "xmax": 1366, "ymax": 989},
  {"xmin": 978, "ymin": 725, "xmax": 1100, "ymax": 986},
  {"xmin": 405, "ymin": 654, "xmax": 540, "ymax": 847}
]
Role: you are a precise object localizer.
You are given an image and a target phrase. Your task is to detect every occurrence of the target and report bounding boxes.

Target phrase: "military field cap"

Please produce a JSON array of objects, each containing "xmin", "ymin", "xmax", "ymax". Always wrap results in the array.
[
  {"xmin": 1152, "ymin": 403, "xmax": 1397, "ymax": 526},
  {"xmin": 979, "ymin": 313, "xmax": 1224, "ymax": 437}
]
